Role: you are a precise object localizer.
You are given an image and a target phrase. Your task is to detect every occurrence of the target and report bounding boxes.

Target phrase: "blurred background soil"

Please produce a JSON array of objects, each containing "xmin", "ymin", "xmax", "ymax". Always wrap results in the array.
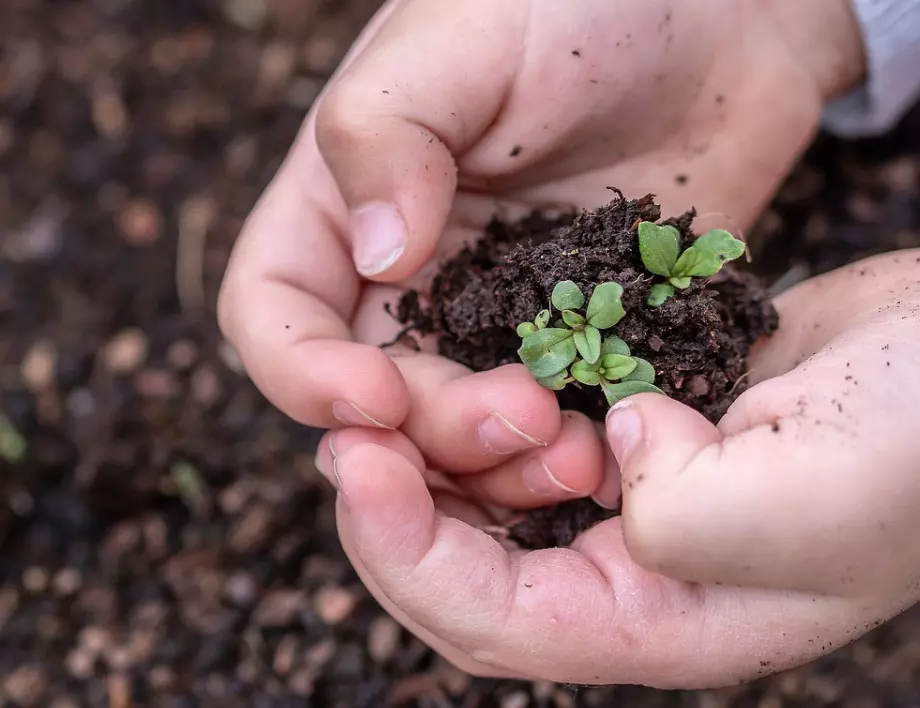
[{"xmin": 1, "ymin": 1, "xmax": 919, "ymax": 706}]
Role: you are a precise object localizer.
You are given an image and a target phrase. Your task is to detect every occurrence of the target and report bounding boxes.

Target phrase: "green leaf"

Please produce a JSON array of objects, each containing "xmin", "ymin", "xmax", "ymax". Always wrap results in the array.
[
  {"xmin": 516, "ymin": 322, "xmax": 537, "ymax": 337},
  {"xmin": 585, "ymin": 282, "xmax": 625, "ymax": 329},
  {"xmin": 637, "ymin": 221, "xmax": 680, "ymax": 276},
  {"xmin": 671, "ymin": 230, "xmax": 745, "ymax": 279},
  {"xmin": 517, "ymin": 328, "xmax": 578, "ymax": 378},
  {"xmin": 534, "ymin": 310, "xmax": 551, "ymax": 329},
  {"xmin": 694, "ymin": 229, "xmax": 746, "ymax": 266},
  {"xmin": 622, "ymin": 357, "xmax": 655, "ymax": 384},
  {"xmin": 0, "ymin": 412, "xmax": 26, "ymax": 464},
  {"xmin": 562, "ymin": 310, "xmax": 586, "ymax": 328},
  {"xmin": 551, "ymin": 281, "xmax": 585, "ymax": 311},
  {"xmin": 573, "ymin": 326, "xmax": 602, "ymax": 364},
  {"xmin": 600, "ymin": 335, "xmax": 631, "ymax": 357},
  {"xmin": 647, "ymin": 283, "xmax": 675, "ymax": 306},
  {"xmin": 571, "ymin": 359, "xmax": 601, "ymax": 386},
  {"xmin": 599, "ymin": 354, "xmax": 637, "ymax": 381},
  {"xmin": 669, "ymin": 276, "xmax": 692, "ymax": 289},
  {"xmin": 671, "ymin": 247, "xmax": 704, "ymax": 278},
  {"xmin": 601, "ymin": 380, "xmax": 665, "ymax": 406},
  {"xmin": 536, "ymin": 371, "xmax": 569, "ymax": 390}
]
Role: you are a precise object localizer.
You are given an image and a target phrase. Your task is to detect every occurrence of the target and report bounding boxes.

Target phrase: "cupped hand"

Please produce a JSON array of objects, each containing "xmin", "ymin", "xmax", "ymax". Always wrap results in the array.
[
  {"xmin": 312, "ymin": 251, "xmax": 920, "ymax": 688},
  {"xmin": 218, "ymin": 0, "xmax": 863, "ymax": 504}
]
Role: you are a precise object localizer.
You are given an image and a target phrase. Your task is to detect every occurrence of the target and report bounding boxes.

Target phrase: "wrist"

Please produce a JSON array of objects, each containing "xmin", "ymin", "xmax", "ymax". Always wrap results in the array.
[{"xmin": 762, "ymin": 0, "xmax": 868, "ymax": 102}]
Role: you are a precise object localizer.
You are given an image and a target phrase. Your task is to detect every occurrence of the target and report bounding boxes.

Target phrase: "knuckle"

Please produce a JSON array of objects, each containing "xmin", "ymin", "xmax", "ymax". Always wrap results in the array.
[
  {"xmin": 314, "ymin": 82, "xmax": 371, "ymax": 156},
  {"xmin": 621, "ymin": 492, "xmax": 677, "ymax": 574}
]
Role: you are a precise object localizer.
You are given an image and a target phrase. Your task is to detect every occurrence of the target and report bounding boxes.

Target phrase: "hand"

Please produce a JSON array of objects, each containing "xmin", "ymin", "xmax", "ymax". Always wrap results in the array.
[
  {"xmin": 217, "ymin": 0, "xmax": 865, "ymax": 507},
  {"xmin": 313, "ymin": 251, "xmax": 920, "ymax": 688}
]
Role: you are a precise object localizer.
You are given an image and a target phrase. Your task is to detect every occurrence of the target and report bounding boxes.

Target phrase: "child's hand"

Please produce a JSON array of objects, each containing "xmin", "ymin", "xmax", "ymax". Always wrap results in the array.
[
  {"xmin": 218, "ymin": 0, "xmax": 864, "ymax": 505},
  {"xmin": 312, "ymin": 251, "xmax": 920, "ymax": 688}
]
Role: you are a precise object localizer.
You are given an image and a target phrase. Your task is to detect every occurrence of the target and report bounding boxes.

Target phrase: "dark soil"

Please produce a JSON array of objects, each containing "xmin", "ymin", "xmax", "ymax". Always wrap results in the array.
[
  {"xmin": 2, "ymin": 1, "xmax": 920, "ymax": 706},
  {"xmin": 396, "ymin": 192, "xmax": 778, "ymax": 424},
  {"xmin": 394, "ymin": 192, "xmax": 778, "ymax": 549}
]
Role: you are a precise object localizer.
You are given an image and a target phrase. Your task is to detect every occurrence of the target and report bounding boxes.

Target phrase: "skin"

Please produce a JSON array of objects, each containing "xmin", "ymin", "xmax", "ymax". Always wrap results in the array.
[{"xmin": 217, "ymin": 0, "xmax": 920, "ymax": 688}]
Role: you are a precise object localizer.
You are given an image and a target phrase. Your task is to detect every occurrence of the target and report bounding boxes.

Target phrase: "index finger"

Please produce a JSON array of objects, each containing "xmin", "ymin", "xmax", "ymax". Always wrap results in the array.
[{"xmin": 217, "ymin": 3, "xmax": 411, "ymax": 429}]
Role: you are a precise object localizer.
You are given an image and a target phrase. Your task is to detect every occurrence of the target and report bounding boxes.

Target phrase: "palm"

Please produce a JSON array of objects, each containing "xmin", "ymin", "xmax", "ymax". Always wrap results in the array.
[{"xmin": 341, "ymin": 0, "xmax": 819, "ymax": 351}]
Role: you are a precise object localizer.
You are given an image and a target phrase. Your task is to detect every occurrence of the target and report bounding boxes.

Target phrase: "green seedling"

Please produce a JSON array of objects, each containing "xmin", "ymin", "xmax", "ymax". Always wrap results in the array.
[
  {"xmin": 516, "ymin": 300, "xmax": 665, "ymax": 407},
  {"xmin": 569, "ymin": 336, "xmax": 663, "ymax": 405},
  {"xmin": 516, "ymin": 280, "xmax": 626, "ymax": 385},
  {"xmin": 638, "ymin": 221, "xmax": 746, "ymax": 306}
]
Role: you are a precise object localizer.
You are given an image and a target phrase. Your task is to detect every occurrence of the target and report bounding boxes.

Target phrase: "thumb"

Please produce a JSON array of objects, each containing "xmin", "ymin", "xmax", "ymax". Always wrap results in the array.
[
  {"xmin": 314, "ymin": 0, "xmax": 523, "ymax": 281},
  {"xmin": 607, "ymin": 374, "xmax": 900, "ymax": 597}
]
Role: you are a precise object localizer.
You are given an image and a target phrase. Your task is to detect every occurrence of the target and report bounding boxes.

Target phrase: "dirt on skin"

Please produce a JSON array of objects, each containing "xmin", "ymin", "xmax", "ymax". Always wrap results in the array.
[{"xmin": 394, "ymin": 191, "xmax": 778, "ymax": 549}]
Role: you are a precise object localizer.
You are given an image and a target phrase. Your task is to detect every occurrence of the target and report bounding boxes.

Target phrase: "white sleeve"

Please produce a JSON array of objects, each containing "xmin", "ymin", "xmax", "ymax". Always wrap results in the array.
[{"xmin": 822, "ymin": 0, "xmax": 920, "ymax": 137}]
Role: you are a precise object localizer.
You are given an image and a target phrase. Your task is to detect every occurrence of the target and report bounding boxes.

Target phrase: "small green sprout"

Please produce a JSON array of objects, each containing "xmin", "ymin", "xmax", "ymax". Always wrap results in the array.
[
  {"xmin": 0, "ymin": 412, "xmax": 27, "ymax": 464},
  {"xmin": 516, "ymin": 280, "xmax": 626, "ymax": 383},
  {"xmin": 569, "ymin": 337, "xmax": 663, "ymax": 405},
  {"xmin": 516, "ymin": 309, "xmax": 551, "ymax": 337},
  {"xmin": 516, "ymin": 297, "xmax": 664, "ymax": 407},
  {"xmin": 638, "ymin": 221, "xmax": 746, "ymax": 306}
]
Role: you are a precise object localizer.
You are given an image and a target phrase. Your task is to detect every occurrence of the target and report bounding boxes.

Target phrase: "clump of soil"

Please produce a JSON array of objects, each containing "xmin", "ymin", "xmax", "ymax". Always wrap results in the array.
[{"xmin": 394, "ymin": 190, "xmax": 779, "ymax": 549}]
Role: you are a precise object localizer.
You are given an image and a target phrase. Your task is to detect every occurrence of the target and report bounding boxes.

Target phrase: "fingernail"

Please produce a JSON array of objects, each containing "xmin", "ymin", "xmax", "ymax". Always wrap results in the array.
[
  {"xmin": 313, "ymin": 435, "xmax": 337, "ymax": 483},
  {"xmin": 331, "ymin": 454, "xmax": 349, "ymax": 506},
  {"xmin": 350, "ymin": 202, "xmax": 406, "ymax": 277},
  {"xmin": 332, "ymin": 400, "xmax": 388, "ymax": 428},
  {"xmin": 522, "ymin": 458, "xmax": 579, "ymax": 498},
  {"xmin": 606, "ymin": 401, "xmax": 643, "ymax": 466},
  {"xmin": 478, "ymin": 412, "xmax": 546, "ymax": 455}
]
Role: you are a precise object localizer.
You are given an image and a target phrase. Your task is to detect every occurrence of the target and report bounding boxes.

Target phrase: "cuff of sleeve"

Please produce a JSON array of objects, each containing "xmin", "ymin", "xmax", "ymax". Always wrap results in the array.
[{"xmin": 822, "ymin": 0, "xmax": 920, "ymax": 138}]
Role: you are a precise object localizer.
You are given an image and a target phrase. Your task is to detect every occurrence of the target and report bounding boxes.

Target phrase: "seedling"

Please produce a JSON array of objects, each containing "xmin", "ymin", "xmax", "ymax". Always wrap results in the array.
[
  {"xmin": 516, "ymin": 280, "xmax": 625, "ymax": 384},
  {"xmin": 570, "ymin": 336, "xmax": 663, "ymax": 406},
  {"xmin": 638, "ymin": 221, "xmax": 746, "ymax": 306},
  {"xmin": 515, "ymin": 283, "xmax": 663, "ymax": 405}
]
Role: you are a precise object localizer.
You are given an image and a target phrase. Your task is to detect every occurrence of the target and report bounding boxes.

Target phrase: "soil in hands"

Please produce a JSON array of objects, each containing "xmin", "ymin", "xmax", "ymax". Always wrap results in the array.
[{"xmin": 393, "ymin": 190, "xmax": 779, "ymax": 549}]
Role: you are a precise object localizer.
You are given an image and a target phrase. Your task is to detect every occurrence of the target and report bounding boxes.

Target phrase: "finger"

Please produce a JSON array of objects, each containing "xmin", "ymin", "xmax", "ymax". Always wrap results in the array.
[
  {"xmin": 611, "ymin": 269, "xmax": 920, "ymax": 596},
  {"xmin": 352, "ymin": 284, "xmax": 565, "ymax": 471},
  {"xmin": 331, "ymin": 442, "xmax": 883, "ymax": 687},
  {"xmin": 314, "ymin": 0, "xmax": 523, "ymax": 281},
  {"xmin": 457, "ymin": 410, "xmax": 604, "ymax": 508},
  {"xmin": 395, "ymin": 358, "xmax": 564, "ymax": 473},
  {"xmin": 218, "ymin": 122, "xmax": 409, "ymax": 429}
]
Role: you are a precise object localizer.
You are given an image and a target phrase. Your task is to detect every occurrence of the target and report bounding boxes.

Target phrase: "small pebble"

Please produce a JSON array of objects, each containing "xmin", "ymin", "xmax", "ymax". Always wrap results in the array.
[
  {"xmin": 20, "ymin": 339, "xmax": 57, "ymax": 392},
  {"xmin": 223, "ymin": 572, "xmax": 259, "ymax": 606},
  {"xmin": 2, "ymin": 664, "xmax": 47, "ymax": 706},
  {"xmin": 22, "ymin": 566, "xmax": 49, "ymax": 594},
  {"xmin": 148, "ymin": 666, "xmax": 175, "ymax": 691},
  {"xmin": 102, "ymin": 328, "xmax": 148, "ymax": 374},
  {"xmin": 252, "ymin": 589, "xmax": 305, "ymax": 627},
  {"xmin": 117, "ymin": 197, "xmax": 161, "ymax": 245},
  {"xmin": 65, "ymin": 647, "xmax": 96, "ymax": 680},
  {"xmin": 367, "ymin": 616, "xmax": 401, "ymax": 663},
  {"xmin": 501, "ymin": 690, "xmax": 530, "ymax": 708},
  {"xmin": 273, "ymin": 635, "xmax": 299, "ymax": 676},
  {"xmin": 134, "ymin": 369, "xmax": 180, "ymax": 399},
  {"xmin": 52, "ymin": 568, "xmax": 82, "ymax": 596},
  {"xmin": 166, "ymin": 339, "xmax": 198, "ymax": 370},
  {"xmin": 314, "ymin": 585, "xmax": 357, "ymax": 625}
]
